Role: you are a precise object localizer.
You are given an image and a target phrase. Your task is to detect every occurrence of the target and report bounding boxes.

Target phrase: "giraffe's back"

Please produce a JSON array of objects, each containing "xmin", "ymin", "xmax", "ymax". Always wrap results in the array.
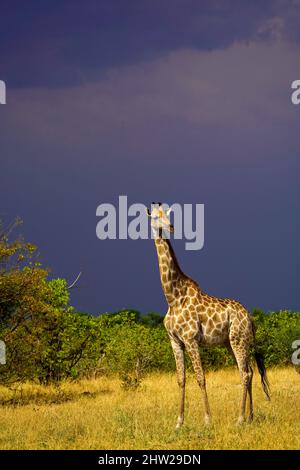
[{"xmin": 164, "ymin": 279, "xmax": 253, "ymax": 347}]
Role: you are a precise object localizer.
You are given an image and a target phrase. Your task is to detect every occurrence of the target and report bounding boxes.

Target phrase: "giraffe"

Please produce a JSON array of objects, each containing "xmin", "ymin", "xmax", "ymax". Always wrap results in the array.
[{"xmin": 147, "ymin": 203, "xmax": 270, "ymax": 428}]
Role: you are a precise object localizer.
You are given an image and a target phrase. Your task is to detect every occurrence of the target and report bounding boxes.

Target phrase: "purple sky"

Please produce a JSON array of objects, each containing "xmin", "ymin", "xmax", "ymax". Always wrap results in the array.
[{"xmin": 1, "ymin": 0, "xmax": 300, "ymax": 314}]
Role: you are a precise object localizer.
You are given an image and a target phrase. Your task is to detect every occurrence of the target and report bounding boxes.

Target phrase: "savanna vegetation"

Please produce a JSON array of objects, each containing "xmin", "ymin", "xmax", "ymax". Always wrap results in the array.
[
  {"xmin": 0, "ymin": 369, "xmax": 299, "ymax": 450},
  {"xmin": 0, "ymin": 219, "xmax": 300, "ymax": 388},
  {"xmin": 0, "ymin": 219, "xmax": 299, "ymax": 449}
]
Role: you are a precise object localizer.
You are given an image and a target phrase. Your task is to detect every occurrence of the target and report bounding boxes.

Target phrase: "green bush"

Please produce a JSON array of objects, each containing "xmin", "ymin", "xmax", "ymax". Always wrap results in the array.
[
  {"xmin": 2, "ymin": 219, "xmax": 299, "ymax": 387},
  {"xmin": 252, "ymin": 309, "xmax": 300, "ymax": 367},
  {"xmin": 2, "ymin": 306, "xmax": 300, "ymax": 386}
]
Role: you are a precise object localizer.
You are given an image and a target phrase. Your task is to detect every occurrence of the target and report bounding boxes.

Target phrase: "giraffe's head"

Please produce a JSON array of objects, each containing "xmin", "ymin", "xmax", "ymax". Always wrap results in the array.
[{"xmin": 146, "ymin": 202, "xmax": 174, "ymax": 235}]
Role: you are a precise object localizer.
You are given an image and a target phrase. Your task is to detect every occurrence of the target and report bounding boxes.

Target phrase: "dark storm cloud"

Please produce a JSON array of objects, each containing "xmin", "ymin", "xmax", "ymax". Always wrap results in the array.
[
  {"xmin": 0, "ymin": 0, "xmax": 293, "ymax": 87},
  {"xmin": 1, "ymin": 1, "xmax": 300, "ymax": 314},
  {"xmin": 1, "ymin": 38, "xmax": 300, "ymax": 313}
]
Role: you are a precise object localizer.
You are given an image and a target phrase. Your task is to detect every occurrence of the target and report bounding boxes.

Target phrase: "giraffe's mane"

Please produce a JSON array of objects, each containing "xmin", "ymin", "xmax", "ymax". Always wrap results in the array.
[
  {"xmin": 165, "ymin": 239, "xmax": 199, "ymax": 288},
  {"xmin": 164, "ymin": 239, "xmax": 183, "ymax": 273}
]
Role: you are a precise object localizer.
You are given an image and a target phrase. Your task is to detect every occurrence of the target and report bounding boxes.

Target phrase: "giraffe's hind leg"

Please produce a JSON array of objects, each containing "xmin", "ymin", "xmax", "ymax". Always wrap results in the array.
[
  {"xmin": 226, "ymin": 341, "xmax": 253, "ymax": 422},
  {"xmin": 229, "ymin": 335, "xmax": 253, "ymax": 425},
  {"xmin": 247, "ymin": 365, "xmax": 254, "ymax": 422}
]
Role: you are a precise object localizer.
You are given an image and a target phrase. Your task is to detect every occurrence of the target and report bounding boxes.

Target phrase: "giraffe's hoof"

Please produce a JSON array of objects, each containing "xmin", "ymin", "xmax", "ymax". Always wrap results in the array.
[
  {"xmin": 248, "ymin": 414, "xmax": 254, "ymax": 423},
  {"xmin": 204, "ymin": 415, "xmax": 212, "ymax": 426},
  {"xmin": 236, "ymin": 416, "xmax": 245, "ymax": 426},
  {"xmin": 175, "ymin": 418, "xmax": 184, "ymax": 430}
]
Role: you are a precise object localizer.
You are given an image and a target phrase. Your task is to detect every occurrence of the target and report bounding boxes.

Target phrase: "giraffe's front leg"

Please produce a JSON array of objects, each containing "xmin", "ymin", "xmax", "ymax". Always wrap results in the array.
[
  {"xmin": 185, "ymin": 340, "xmax": 212, "ymax": 426},
  {"xmin": 170, "ymin": 338, "xmax": 186, "ymax": 430}
]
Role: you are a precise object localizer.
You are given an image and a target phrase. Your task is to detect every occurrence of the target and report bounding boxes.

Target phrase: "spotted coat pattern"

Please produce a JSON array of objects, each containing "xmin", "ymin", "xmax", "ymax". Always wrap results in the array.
[{"xmin": 154, "ymin": 236, "xmax": 254, "ymax": 427}]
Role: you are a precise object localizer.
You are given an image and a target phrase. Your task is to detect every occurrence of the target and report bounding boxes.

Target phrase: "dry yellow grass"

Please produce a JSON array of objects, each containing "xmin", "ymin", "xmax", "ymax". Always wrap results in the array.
[{"xmin": 0, "ymin": 367, "xmax": 299, "ymax": 450}]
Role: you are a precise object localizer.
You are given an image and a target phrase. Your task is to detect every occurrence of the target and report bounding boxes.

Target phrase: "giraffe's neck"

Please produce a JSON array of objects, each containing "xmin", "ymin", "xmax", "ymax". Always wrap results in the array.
[{"xmin": 154, "ymin": 237, "xmax": 185, "ymax": 306}]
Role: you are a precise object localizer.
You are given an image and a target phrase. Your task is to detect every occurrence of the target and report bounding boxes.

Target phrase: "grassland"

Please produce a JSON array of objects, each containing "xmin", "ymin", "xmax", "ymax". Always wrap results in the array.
[{"xmin": 0, "ymin": 367, "xmax": 299, "ymax": 450}]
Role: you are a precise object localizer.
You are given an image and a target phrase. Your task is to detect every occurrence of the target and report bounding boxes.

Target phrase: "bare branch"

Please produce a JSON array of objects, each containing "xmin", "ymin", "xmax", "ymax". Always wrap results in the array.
[{"xmin": 67, "ymin": 271, "xmax": 82, "ymax": 290}]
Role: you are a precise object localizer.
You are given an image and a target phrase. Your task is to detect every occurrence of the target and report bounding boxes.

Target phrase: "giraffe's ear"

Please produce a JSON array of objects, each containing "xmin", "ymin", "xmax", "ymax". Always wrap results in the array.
[{"xmin": 166, "ymin": 207, "xmax": 172, "ymax": 217}]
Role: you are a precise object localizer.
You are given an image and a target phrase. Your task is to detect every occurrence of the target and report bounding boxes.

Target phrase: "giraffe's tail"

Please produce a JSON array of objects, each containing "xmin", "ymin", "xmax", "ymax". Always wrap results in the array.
[
  {"xmin": 251, "ymin": 320, "xmax": 271, "ymax": 400},
  {"xmin": 254, "ymin": 351, "xmax": 271, "ymax": 401}
]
